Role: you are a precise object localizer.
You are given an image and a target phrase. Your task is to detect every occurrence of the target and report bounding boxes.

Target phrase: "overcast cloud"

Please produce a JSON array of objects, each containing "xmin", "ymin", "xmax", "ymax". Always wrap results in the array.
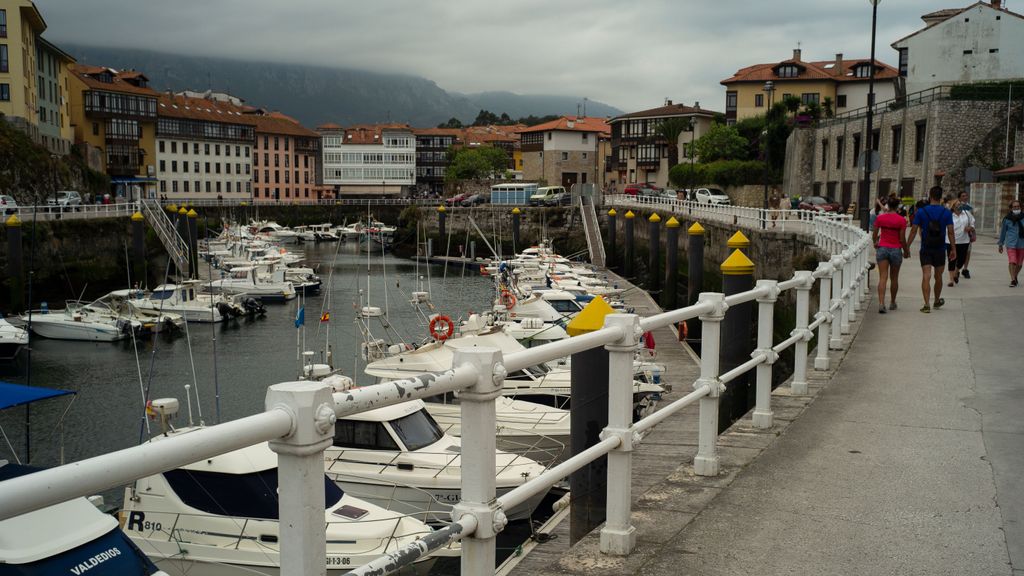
[{"xmin": 37, "ymin": 0, "xmax": 950, "ymax": 113}]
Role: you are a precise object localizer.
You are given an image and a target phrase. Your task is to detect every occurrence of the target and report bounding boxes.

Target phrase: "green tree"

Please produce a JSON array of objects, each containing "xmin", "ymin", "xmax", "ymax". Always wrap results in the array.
[
  {"xmin": 822, "ymin": 96, "xmax": 835, "ymax": 119},
  {"xmin": 437, "ymin": 117, "xmax": 464, "ymax": 129},
  {"xmin": 783, "ymin": 95, "xmax": 801, "ymax": 115},
  {"xmin": 692, "ymin": 123, "xmax": 749, "ymax": 163},
  {"xmin": 445, "ymin": 145, "xmax": 509, "ymax": 181},
  {"xmin": 651, "ymin": 117, "xmax": 693, "ymax": 171}
]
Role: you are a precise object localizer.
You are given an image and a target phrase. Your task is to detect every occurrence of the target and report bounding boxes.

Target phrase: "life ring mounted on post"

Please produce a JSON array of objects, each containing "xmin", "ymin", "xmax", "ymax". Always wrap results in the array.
[
  {"xmin": 499, "ymin": 289, "xmax": 517, "ymax": 309},
  {"xmin": 429, "ymin": 315, "xmax": 455, "ymax": 341}
]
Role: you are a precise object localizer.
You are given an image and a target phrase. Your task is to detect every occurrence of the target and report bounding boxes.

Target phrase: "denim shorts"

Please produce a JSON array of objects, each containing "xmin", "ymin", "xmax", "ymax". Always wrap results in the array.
[{"xmin": 876, "ymin": 246, "xmax": 903, "ymax": 265}]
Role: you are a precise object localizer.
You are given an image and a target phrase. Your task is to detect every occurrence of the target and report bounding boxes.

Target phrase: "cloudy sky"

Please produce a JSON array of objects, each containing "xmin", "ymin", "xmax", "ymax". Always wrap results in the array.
[{"xmin": 37, "ymin": 0, "xmax": 954, "ymax": 112}]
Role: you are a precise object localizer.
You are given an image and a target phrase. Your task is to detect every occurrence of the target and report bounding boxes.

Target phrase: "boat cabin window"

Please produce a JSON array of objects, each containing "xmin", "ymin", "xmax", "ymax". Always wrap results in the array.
[
  {"xmin": 163, "ymin": 468, "xmax": 343, "ymax": 520},
  {"xmin": 388, "ymin": 409, "xmax": 444, "ymax": 451},
  {"xmin": 334, "ymin": 420, "xmax": 400, "ymax": 451},
  {"xmin": 150, "ymin": 289, "xmax": 174, "ymax": 301},
  {"xmin": 548, "ymin": 300, "xmax": 580, "ymax": 313},
  {"xmin": 230, "ymin": 270, "xmax": 250, "ymax": 280}
]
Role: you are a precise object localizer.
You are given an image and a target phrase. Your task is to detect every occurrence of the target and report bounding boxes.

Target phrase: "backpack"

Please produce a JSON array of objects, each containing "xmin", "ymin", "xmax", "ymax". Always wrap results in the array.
[{"xmin": 922, "ymin": 206, "xmax": 944, "ymax": 249}]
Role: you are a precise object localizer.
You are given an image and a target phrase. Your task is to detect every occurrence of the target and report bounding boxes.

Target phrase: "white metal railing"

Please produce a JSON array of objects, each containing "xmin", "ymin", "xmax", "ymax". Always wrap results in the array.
[
  {"xmin": 607, "ymin": 193, "xmax": 855, "ymax": 234},
  {"xmin": 0, "ymin": 202, "xmax": 872, "ymax": 576},
  {"xmin": 8, "ymin": 201, "xmax": 140, "ymax": 221},
  {"xmin": 140, "ymin": 198, "xmax": 190, "ymax": 276}
]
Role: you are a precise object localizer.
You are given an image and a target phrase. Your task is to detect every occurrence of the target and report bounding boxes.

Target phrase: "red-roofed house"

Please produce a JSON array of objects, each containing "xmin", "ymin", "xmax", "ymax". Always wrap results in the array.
[
  {"xmin": 721, "ymin": 48, "xmax": 898, "ymax": 123},
  {"xmin": 518, "ymin": 116, "xmax": 609, "ymax": 189},
  {"xmin": 892, "ymin": 0, "xmax": 1024, "ymax": 95},
  {"xmin": 247, "ymin": 109, "xmax": 322, "ymax": 202}
]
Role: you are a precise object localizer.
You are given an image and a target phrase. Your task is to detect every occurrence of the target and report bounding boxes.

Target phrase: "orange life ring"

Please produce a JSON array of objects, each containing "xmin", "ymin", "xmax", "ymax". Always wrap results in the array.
[
  {"xmin": 499, "ymin": 289, "xmax": 517, "ymax": 308},
  {"xmin": 429, "ymin": 315, "xmax": 455, "ymax": 341},
  {"xmin": 480, "ymin": 264, "xmax": 490, "ymax": 276},
  {"xmin": 677, "ymin": 321, "xmax": 689, "ymax": 342}
]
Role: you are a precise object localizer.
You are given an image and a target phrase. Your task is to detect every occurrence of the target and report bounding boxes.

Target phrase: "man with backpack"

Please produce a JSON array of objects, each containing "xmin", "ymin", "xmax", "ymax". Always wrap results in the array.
[{"xmin": 907, "ymin": 186, "xmax": 956, "ymax": 313}]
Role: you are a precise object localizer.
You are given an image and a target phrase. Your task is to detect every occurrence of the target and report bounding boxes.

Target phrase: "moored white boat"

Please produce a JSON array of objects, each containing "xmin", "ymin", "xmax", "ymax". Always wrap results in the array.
[
  {"xmin": 0, "ymin": 317, "xmax": 29, "ymax": 360},
  {"xmin": 207, "ymin": 266, "xmax": 296, "ymax": 302},
  {"xmin": 136, "ymin": 281, "xmax": 265, "ymax": 322},
  {"xmin": 122, "ymin": 400, "xmax": 452, "ymax": 575},
  {"xmin": 20, "ymin": 301, "xmax": 140, "ymax": 342},
  {"xmin": 324, "ymin": 400, "xmax": 548, "ymax": 524}
]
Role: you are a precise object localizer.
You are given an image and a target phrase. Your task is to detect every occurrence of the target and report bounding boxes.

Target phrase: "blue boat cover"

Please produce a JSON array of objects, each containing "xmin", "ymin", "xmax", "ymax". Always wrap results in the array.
[
  {"xmin": 0, "ymin": 524, "xmax": 161, "ymax": 574},
  {"xmin": 0, "ymin": 382, "xmax": 74, "ymax": 411}
]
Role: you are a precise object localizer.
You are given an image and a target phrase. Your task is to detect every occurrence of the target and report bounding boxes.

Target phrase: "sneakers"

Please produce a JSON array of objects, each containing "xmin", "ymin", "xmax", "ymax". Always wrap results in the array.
[
  {"xmin": 920, "ymin": 305, "xmax": 931, "ymax": 313},
  {"xmin": 1011, "ymin": 280, "xmax": 1019, "ymax": 288},
  {"xmin": 879, "ymin": 305, "xmax": 887, "ymax": 314},
  {"xmin": 935, "ymin": 298, "xmax": 945, "ymax": 309},
  {"xmin": 962, "ymin": 269, "xmax": 971, "ymax": 279},
  {"xmin": 889, "ymin": 302, "xmax": 898, "ymax": 311}
]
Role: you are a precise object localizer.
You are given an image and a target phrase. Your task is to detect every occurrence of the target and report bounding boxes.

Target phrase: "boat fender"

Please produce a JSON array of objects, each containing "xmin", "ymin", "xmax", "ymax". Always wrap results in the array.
[{"xmin": 429, "ymin": 315, "xmax": 455, "ymax": 341}]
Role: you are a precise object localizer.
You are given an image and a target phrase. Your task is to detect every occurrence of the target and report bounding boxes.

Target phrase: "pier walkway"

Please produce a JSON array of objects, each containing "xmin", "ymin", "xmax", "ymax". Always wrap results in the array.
[{"xmin": 510, "ymin": 234, "xmax": 1022, "ymax": 576}]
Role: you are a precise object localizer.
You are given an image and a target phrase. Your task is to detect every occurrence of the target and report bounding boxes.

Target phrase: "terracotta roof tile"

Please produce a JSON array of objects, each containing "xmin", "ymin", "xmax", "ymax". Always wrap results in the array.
[
  {"xmin": 246, "ymin": 111, "xmax": 318, "ymax": 138},
  {"xmin": 317, "ymin": 123, "xmax": 412, "ymax": 145},
  {"xmin": 611, "ymin": 102, "xmax": 718, "ymax": 122},
  {"xmin": 157, "ymin": 93, "xmax": 253, "ymax": 125},
  {"xmin": 516, "ymin": 116, "xmax": 610, "ymax": 136},
  {"xmin": 69, "ymin": 64, "xmax": 160, "ymax": 97},
  {"xmin": 721, "ymin": 57, "xmax": 897, "ymax": 84}
]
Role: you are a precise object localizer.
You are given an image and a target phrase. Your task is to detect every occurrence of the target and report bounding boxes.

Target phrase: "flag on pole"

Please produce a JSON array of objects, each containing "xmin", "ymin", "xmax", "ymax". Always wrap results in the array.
[
  {"xmin": 320, "ymin": 311, "xmax": 330, "ymax": 323},
  {"xmin": 294, "ymin": 306, "xmax": 305, "ymax": 328}
]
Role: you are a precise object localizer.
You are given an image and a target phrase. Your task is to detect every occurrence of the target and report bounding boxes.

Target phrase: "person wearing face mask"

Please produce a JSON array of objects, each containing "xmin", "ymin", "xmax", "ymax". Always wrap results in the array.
[
  {"xmin": 998, "ymin": 199, "xmax": 1024, "ymax": 287},
  {"xmin": 946, "ymin": 200, "xmax": 974, "ymax": 286}
]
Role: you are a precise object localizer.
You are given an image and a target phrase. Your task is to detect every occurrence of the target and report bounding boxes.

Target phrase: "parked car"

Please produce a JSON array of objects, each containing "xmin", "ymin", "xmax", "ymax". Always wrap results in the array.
[
  {"xmin": 48, "ymin": 190, "xmax": 82, "ymax": 211},
  {"xmin": 624, "ymin": 183, "xmax": 660, "ymax": 197},
  {"xmin": 798, "ymin": 196, "xmax": 841, "ymax": 212},
  {"xmin": 529, "ymin": 186, "xmax": 566, "ymax": 206},
  {"xmin": 445, "ymin": 192, "xmax": 470, "ymax": 206},
  {"xmin": 0, "ymin": 195, "xmax": 18, "ymax": 215},
  {"xmin": 460, "ymin": 193, "xmax": 488, "ymax": 207},
  {"xmin": 693, "ymin": 188, "xmax": 732, "ymax": 205},
  {"xmin": 543, "ymin": 190, "xmax": 572, "ymax": 206}
]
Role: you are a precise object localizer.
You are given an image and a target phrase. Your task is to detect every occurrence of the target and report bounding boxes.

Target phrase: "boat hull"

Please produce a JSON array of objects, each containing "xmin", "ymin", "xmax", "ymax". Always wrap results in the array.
[
  {"xmin": 25, "ymin": 318, "xmax": 125, "ymax": 341},
  {"xmin": 328, "ymin": 475, "xmax": 546, "ymax": 525},
  {"xmin": 0, "ymin": 342, "xmax": 25, "ymax": 361}
]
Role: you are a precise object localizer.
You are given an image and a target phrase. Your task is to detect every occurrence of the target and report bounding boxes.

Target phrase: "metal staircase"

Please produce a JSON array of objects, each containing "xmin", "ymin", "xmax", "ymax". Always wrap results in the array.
[
  {"xmin": 579, "ymin": 195, "xmax": 606, "ymax": 268},
  {"xmin": 139, "ymin": 199, "xmax": 190, "ymax": 277}
]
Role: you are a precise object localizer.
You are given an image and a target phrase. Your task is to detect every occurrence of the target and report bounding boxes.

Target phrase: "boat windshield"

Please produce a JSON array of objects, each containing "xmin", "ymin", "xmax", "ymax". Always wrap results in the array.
[
  {"xmin": 548, "ymin": 300, "xmax": 579, "ymax": 313},
  {"xmin": 163, "ymin": 468, "xmax": 343, "ymax": 520},
  {"xmin": 388, "ymin": 409, "xmax": 444, "ymax": 451}
]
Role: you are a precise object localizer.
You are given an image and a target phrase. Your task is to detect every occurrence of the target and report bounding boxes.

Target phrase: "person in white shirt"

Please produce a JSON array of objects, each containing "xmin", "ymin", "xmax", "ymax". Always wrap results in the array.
[{"xmin": 947, "ymin": 200, "xmax": 975, "ymax": 286}]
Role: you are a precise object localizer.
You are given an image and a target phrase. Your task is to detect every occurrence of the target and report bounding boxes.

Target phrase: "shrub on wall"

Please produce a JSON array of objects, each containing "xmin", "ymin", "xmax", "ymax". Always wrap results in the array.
[{"xmin": 670, "ymin": 160, "xmax": 768, "ymax": 188}]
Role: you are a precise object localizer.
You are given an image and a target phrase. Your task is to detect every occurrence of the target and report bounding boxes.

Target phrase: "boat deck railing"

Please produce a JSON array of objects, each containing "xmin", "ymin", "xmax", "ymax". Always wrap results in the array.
[{"xmin": 0, "ymin": 202, "xmax": 871, "ymax": 576}]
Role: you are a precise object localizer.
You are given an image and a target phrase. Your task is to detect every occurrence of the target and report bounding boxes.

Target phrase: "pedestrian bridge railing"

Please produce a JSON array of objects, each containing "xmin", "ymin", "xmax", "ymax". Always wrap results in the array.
[
  {"xmin": 9, "ymin": 202, "xmax": 141, "ymax": 222},
  {"xmin": 0, "ymin": 205, "xmax": 872, "ymax": 575}
]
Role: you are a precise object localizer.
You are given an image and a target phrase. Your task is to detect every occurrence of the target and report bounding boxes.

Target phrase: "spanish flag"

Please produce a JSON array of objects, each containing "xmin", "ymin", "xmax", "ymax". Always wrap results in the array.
[{"xmin": 320, "ymin": 312, "xmax": 330, "ymax": 323}]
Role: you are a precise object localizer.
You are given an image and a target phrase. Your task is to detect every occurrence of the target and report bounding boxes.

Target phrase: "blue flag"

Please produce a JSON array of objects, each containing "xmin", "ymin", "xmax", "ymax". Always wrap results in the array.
[{"xmin": 294, "ymin": 306, "xmax": 305, "ymax": 328}]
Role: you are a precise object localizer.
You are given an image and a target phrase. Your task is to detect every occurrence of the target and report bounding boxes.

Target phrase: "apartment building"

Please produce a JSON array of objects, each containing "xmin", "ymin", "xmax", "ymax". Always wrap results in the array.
[
  {"xmin": 892, "ymin": 0, "xmax": 1024, "ymax": 95},
  {"xmin": 67, "ymin": 65, "xmax": 159, "ymax": 199},
  {"xmin": 154, "ymin": 91, "xmax": 254, "ymax": 202},
  {"xmin": 413, "ymin": 127, "xmax": 463, "ymax": 195},
  {"xmin": 249, "ymin": 109, "xmax": 321, "ymax": 202},
  {"xmin": 0, "ymin": 0, "xmax": 75, "ymax": 154},
  {"xmin": 518, "ymin": 116, "xmax": 609, "ymax": 189},
  {"xmin": 320, "ymin": 123, "xmax": 415, "ymax": 196},
  {"xmin": 608, "ymin": 100, "xmax": 717, "ymax": 188},
  {"xmin": 721, "ymin": 49, "xmax": 898, "ymax": 124}
]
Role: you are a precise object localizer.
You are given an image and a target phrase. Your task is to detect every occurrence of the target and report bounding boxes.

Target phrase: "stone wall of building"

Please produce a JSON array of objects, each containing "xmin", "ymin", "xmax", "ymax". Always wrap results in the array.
[{"xmin": 790, "ymin": 99, "xmax": 1021, "ymax": 207}]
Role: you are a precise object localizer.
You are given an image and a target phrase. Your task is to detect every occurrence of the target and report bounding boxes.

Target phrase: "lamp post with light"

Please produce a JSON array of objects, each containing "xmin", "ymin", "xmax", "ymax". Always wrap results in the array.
[
  {"xmin": 859, "ymin": 0, "xmax": 881, "ymax": 231},
  {"xmin": 762, "ymin": 80, "xmax": 776, "ymax": 213}
]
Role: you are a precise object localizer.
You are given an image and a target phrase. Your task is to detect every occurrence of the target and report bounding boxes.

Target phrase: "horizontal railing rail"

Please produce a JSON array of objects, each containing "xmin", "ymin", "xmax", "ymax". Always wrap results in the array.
[
  {"xmin": 7, "ymin": 201, "xmax": 141, "ymax": 221},
  {"xmin": 0, "ymin": 199, "xmax": 872, "ymax": 576}
]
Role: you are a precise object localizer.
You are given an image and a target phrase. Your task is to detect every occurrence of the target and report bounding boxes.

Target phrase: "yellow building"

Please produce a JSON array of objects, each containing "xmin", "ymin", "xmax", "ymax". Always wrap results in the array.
[
  {"xmin": 67, "ymin": 65, "xmax": 159, "ymax": 199},
  {"xmin": 721, "ymin": 49, "xmax": 899, "ymax": 124},
  {"xmin": 0, "ymin": 0, "xmax": 75, "ymax": 154}
]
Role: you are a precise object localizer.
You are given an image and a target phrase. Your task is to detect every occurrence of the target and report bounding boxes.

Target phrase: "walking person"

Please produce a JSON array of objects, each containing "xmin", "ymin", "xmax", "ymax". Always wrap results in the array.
[
  {"xmin": 872, "ymin": 197, "xmax": 910, "ymax": 313},
  {"xmin": 958, "ymin": 191, "xmax": 975, "ymax": 278},
  {"xmin": 997, "ymin": 199, "xmax": 1024, "ymax": 287},
  {"xmin": 946, "ymin": 200, "xmax": 975, "ymax": 286},
  {"xmin": 907, "ymin": 186, "xmax": 956, "ymax": 313}
]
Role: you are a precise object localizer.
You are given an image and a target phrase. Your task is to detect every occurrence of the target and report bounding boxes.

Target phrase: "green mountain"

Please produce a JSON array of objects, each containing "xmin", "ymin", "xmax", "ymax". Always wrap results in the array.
[{"xmin": 64, "ymin": 45, "xmax": 621, "ymax": 128}]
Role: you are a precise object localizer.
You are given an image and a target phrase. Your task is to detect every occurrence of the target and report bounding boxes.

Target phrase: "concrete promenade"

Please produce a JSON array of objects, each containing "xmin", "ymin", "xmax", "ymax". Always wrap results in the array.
[{"xmin": 510, "ymin": 234, "xmax": 1021, "ymax": 576}]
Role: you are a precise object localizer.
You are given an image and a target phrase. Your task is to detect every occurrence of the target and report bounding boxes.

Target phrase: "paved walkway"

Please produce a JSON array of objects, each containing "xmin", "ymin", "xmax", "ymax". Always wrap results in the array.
[{"xmin": 510, "ymin": 234, "xmax": 1021, "ymax": 576}]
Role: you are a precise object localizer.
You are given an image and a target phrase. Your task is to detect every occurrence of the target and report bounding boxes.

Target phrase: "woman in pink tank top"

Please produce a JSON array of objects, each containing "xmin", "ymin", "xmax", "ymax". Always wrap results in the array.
[{"xmin": 872, "ymin": 197, "xmax": 910, "ymax": 313}]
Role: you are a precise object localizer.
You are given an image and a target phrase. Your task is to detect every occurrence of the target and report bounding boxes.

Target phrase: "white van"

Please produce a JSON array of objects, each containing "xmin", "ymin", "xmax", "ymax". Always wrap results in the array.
[{"xmin": 528, "ymin": 186, "xmax": 567, "ymax": 206}]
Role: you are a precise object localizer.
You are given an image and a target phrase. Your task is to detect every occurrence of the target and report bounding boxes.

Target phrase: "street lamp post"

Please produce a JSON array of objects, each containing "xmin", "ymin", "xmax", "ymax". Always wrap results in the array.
[
  {"xmin": 860, "ymin": 0, "xmax": 881, "ymax": 231},
  {"xmin": 762, "ymin": 81, "xmax": 776, "ymax": 214}
]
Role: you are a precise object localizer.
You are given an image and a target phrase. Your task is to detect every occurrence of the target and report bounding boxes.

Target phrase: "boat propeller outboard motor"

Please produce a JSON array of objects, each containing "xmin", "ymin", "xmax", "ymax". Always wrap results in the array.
[
  {"xmin": 242, "ymin": 297, "xmax": 266, "ymax": 316},
  {"xmin": 216, "ymin": 301, "xmax": 236, "ymax": 319}
]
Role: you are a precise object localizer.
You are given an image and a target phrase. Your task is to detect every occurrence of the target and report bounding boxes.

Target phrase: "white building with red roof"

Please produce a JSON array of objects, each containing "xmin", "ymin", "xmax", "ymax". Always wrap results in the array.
[{"xmin": 517, "ymin": 116, "xmax": 609, "ymax": 189}]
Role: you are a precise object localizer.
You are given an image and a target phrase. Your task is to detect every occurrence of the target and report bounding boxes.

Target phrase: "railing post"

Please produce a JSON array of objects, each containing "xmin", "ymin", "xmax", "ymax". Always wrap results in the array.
[
  {"xmin": 848, "ymin": 249, "xmax": 860, "ymax": 317},
  {"xmin": 694, "ymin": 292, "xmax": 728, "ymax": 476},
  {"xmin": 862, "ymin": 241, "xmax": 872, "ymax": 299},
  {"xmin": 752, "ymin": 280, "xmax": 780, "ymax": 428},
  {"xmin": 600, "ymin": 313, "xmax": 640, "ymax": 556},
  {"xmin": 451, "ymin": 347, "xmax": 504, "ymax": 576},
  {"xmin": 829, "ymin": 255, "xmax": 845, "ymax": 350},
  {"xmin": 841, "ymin": 251, "xmax": 854, "ymax": 333},
  {"xmin": 266, "ymin": 381, "xmax": 337, "ymax": 576},
  {"xmin": 791, "ymin": 271, "xmax": 814, "ymax": 393}
]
